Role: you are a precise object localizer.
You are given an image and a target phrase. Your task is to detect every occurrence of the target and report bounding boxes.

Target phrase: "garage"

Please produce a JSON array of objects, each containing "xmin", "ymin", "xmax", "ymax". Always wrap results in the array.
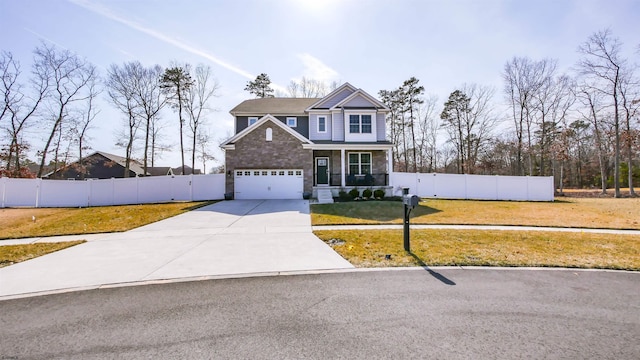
[{"xmin": 234, "ymin": 169, "xmax": 304, "ymax": 199}]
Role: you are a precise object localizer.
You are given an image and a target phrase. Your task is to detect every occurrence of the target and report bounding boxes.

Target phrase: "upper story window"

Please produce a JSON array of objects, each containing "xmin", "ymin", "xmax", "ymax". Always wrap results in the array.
[
  {"xmin": 248, "ymin": 117, "xmax": 258, "ymax": 126},
  {"xmin": 349, "ymin": 114, "xmax": 372, "ymax": 134},
  {"xmin": 318, "ymin": 116, "xmax": 327, "ymax": 133},
  {"xmin": 287, "ymin": 117, "xmax": 297, "ymax": 127}
]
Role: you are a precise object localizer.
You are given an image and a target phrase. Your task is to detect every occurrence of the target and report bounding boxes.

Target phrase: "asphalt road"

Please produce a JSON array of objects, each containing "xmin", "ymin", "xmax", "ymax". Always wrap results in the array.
[{"xmin": 1, "ymin": 268, "xmax": 638, "ymax": 359}]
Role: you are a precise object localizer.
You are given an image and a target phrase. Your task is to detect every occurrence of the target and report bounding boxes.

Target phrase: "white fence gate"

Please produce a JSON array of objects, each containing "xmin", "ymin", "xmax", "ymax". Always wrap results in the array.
[
  {"xmin": 0, "ymin": 174, "xmax": 226, "ymax": 208},
  {"xmin": 389, "ymin": 173, "xmax": 554, "ymax": 201}
]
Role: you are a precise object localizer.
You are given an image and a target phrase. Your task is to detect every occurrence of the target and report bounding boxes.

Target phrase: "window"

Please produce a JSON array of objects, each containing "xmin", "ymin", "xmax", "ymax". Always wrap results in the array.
[
  {"xmin": 244, "ymin": 171, "xmax": 251, "ymax": 176},
  {"xmin": 248, "ymin": 117, "xmax": 258, "ymax": 126},
  {"xmin": 236, "ymin": 171, "xmax": 243, "ymax": 176},
  {"xmin": 254, "ymin": 171, "xmax": 260, "ymax": 176},
  {"xmin": 348, "ymin": 114, "xmax": 372, "ymax": 134},
  {"xmin": 318, "ymin": 116, "xmax": 327, "ymax": 133},
  {"xmin": 295, "ymin": 170, "xmax": 302, "ymax": 176},
  {"xmin": 279, "ymin": 171, "xmax": 285, "ymax": 176},
  {"xmin": 271, "ymin": 171, "xmax": 277, "ymax": 176},
  {"xmin": 287, "ymin": 117, "xmax": 297, "ymax": 127},
  {"xmin": 262, "ymin": 171, "xmax": 268, "ymax": 176},
  {"xmin": 266, "ymin": 127, "xmax": 272, "ymax": 141},
  {"xmin": 348, "ymin": 152, "xmax": 372, "ymax": 175}
]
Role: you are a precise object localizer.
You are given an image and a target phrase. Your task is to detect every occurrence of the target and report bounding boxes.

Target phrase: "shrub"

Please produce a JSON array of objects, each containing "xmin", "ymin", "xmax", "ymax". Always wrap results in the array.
[
  {"xmin": 362, "ymin": 189, "xmax": 373, "ymax": 199},
  {"xmin": 373, "ymin": 189, "xmax": 385, "ymax": 199},
  {"xmin": 348, "ymin": 188, "xmax": 360, "ymax": 199}
]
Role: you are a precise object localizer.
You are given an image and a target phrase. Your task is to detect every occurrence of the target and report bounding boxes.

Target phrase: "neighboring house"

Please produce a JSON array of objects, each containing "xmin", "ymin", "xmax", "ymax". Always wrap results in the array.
[
  {"xmin": 44, "ymin": 151, "xmax": 146, "ymax": 179},
  {"xmin": 220, "ymin": 83, "xmax": 393, "ymax": 200},
  {"xmin": 172, "ymin": 166, "xmax": 202, "ymax": 175},
  {"xmin": 43, "ymin": 151, "xmax": 202, "ymax": 179}
]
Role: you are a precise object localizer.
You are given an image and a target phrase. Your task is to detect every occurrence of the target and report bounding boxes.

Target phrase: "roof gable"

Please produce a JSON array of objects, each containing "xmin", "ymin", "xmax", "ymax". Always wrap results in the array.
[
  {"xmin": 330, "ymin": 89, "xmax": 389, "ymax": 110},
  {"xmin": 220, "ymin": 114, "xmax": 313, "ymax": 148},
  {"xmin": 306, "ymin": 82, "xmax": 357, "ymax": 110}
]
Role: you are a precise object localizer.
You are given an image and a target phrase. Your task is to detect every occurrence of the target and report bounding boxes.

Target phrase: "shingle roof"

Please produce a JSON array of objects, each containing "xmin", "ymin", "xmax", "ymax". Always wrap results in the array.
[{"xmin": 229, "ymin": 98, "xmax": 320, "ymax": 115}]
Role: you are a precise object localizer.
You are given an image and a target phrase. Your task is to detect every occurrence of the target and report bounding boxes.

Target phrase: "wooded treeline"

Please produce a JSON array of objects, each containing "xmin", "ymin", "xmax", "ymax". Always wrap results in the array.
[
  {"xmin": 379, "ymin": 29, "xmax": 639, "ymax": 197},
  {"xmin": 0, "ymin": 43, "xmax": 219, "ymax": 179}
]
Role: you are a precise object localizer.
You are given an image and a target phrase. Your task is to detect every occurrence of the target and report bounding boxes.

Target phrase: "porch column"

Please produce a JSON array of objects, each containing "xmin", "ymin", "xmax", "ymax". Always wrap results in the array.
[
  {"xmin": 387, "ymin": 148, "xmax": 393, "ymax": 174},
  {"xmin": 341, "ymin": 148, "xmax": 346, "ymax": 187}
]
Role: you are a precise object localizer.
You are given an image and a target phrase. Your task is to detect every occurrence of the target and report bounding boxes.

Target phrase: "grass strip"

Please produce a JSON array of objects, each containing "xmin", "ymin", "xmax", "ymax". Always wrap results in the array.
[
  {"xmin": 0, "ymin": 201, "xmax": 214, "ymax": 239},
  {"xmin": 315, "ymin": 229, "xmax": 640, "ymax": 271},
  {"xmin": 0, "ymin": 241, "xmax": 86, "ymax": 268}
]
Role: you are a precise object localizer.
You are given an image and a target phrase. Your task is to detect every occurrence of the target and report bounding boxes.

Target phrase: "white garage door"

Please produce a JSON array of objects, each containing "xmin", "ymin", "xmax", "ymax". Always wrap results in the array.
[{"xmin": 234, "ymin": 169, "xmax": 304, "ymax": 199}]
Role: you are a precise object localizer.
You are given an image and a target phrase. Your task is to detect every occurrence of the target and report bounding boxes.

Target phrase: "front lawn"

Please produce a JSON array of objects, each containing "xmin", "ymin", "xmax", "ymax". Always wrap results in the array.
[
  {"xmin": 315, "ymin": 229, "xmax": 640, "ymax": 270},
  {"xmin": 0, "ymin": 241, "xmax": 86, "ymax": 268},
  {"xmin": 0, "ymin": 201, "xmax": 214, "ymax": 239},
  {"xmin": 311, "ymin": 197, "xmax": 640, "ymax": 230}
]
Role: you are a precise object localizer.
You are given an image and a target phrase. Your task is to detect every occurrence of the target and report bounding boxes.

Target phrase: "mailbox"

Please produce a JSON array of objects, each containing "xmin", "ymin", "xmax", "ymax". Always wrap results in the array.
[{"xmin": 402, "ymin": 194, "xmax": 420, "ymax": 208}]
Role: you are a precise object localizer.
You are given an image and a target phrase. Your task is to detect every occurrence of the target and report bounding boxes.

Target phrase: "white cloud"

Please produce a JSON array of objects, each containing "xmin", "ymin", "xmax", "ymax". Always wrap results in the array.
[{"xmin": 297, "ymin": 53, "xmax": 339, "ymax": 82}]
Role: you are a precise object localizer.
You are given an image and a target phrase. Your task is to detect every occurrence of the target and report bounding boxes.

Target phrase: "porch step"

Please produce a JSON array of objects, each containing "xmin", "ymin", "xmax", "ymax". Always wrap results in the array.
[{"xmin": 316, "ymin": 189, "xmax": 334, "ymax": 204}]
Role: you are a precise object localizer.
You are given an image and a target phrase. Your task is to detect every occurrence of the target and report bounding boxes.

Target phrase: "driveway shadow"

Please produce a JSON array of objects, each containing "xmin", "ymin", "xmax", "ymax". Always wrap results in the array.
[{"xmin": 311, "ymin": 201, "xmax": 441, "ymax": 222}]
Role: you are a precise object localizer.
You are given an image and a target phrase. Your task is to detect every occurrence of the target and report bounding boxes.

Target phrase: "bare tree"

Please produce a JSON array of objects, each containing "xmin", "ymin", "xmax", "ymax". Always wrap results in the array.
[
  {"xmin": 131, "ymin": 63, "xmax": 165, "ymax": 174},
  {"xmin": 415, "ymin": 95, "xmax": 439, "ymax": 172},
  {"xmin": 577, "ymin": 29, "xmax": 625, "ymax": 197},
  {"xmin": 106, "ymin": 62, "xmax": 142, "ymax": 177},
  {"xmin": 184, "ymin": 64, "xmax": 219, "ymax": 172},
  {"xmin": 575, "ymin": 83, "xmax": 610, "ymax": 193},
  {"xmin": 618, "ymin": 70, "xmax": 639, "ymax": 196},
  {"xmin": 441, "ymin": 84, "xmax": 498, "ymax": 174},
  {"xmin": 503, "ymin": 57, "xmax": 557, "ymax": 175},
  {"xmin": 287, "ymin": 77, "xmax": 327, "ymax": 98},
  {"xmin": 1, "ymin": 50, "xmax": 49, "ymax": 177},
  {"xmin": 71, "ymin": 76, "xmax": 100, "ymax": 179},
  {"xmin": 32, "ymin": 44, "xmax": 96, "ymax": 178}
]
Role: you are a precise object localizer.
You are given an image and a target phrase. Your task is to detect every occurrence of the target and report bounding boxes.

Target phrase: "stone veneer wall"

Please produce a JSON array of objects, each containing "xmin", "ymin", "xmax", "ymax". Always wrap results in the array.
[{"xmin": 225, "ymin": 121, "xmax": 313, "ymax": 194}]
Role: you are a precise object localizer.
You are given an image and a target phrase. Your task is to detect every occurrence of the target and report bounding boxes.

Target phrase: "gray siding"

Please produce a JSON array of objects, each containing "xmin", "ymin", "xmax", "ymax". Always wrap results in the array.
[
  {"xmin": 343, "ymin": 94, "xmax": 375, "ymax": 108},
  {"xmin": 235, "ymin": 116, "xmax": 309, "ymax": 139},
  {"xmin": 309, "ymin": 113, "xmax": 332, "ymax": 141},
  {"xmin": 332, "ymin": 112, "xmax": 344, "ymax": 141},
  {"xmin": 376, "ymin": 113, "xmax": 386, "ymax": 141},
  {"xmin": 314, "ymin": 88, "xmax": 354, "ymax": 109}
]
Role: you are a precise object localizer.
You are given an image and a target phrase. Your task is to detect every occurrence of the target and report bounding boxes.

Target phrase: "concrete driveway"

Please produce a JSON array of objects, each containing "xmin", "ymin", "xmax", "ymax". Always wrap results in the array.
[{"xmin": 0, "ymin": 200, "xmax": 354, "ymax": 298}]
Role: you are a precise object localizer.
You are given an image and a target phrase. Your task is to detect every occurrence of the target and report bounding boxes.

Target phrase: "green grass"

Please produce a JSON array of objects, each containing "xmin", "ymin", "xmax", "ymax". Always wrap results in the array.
[
  {"xmin": 315, "ymin": 229, "xmax": 640, "ymax": 270},
  {"xmin": 0, "ymin": 201, "xmax": 215, "ymax": 239},
  {"xmin": 311, "ymin": 197, "xmax": 640, "ymax": 230},
  {"xmin": 0, "ymin": 241, "xmax": 86, "ymax": 268}
]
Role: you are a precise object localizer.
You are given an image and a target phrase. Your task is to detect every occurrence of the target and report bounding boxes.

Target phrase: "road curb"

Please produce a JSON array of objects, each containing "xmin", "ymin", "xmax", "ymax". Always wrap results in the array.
[{"xmin": 1, "ymin": 266, "xmax": 637, "ymax": 301}]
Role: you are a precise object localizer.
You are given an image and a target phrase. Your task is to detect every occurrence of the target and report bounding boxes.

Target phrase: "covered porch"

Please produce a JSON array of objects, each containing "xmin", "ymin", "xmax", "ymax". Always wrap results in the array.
[{"xmin": 309, "ymin": 143, "xmax": 393, "ymax": 198}]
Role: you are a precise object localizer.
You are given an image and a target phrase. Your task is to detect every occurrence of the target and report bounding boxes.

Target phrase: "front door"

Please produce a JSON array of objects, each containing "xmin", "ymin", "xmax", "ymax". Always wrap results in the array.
[{"xmin": 316, "ymin": 157, "xmax": 329, "ymax": 185}]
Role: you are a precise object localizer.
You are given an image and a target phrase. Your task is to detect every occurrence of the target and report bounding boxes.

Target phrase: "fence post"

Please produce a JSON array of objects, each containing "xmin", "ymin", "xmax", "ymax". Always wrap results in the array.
[
  {"xmin": 190, "ymin": 174, "xmax": 194, "ymax": 201},
  {"xmin": 1, "ymin": 177, "xmax": 5, "ymax": 208},
  {"xmin": 35, "ymin": 178, "xmax": 41, "ymax": 208}
]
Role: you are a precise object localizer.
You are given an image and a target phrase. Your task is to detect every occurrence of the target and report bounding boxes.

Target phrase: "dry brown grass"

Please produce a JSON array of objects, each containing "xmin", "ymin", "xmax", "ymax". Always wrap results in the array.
[
  {"xmin": 315, "ymin": 229, "xmax": 640, "ymax": 270},
  {"xmin": 311, "ymin": 197, "xmax": 640, "ymax": 229},
  {"xmin": 0, "ymin": 241, "xmax": 85, "ymax": 267},
  {"xmin": 0, "ymin": 201, "xmax": 213, "ymax": 239}
]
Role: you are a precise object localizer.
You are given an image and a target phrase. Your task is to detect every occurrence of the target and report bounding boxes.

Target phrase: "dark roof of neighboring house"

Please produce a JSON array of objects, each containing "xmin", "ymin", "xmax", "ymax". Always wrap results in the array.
[
  {"xmin": 229, "ymin": 98, "xmax": 320, "ymax": 115},
  {"xmin": 172, "ymin": 166, "xmax": 202, "ymax": 175},
  {"xmin": 94, "ymin": 151, "xmax": 146, "ymax": 176},
  {"xmin": 147, "ymin": 167, "xmax": 173, "ymax": 176}
]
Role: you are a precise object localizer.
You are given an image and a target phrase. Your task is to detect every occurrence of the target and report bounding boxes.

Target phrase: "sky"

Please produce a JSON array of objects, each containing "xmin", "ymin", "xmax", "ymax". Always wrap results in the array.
[{"xmin": 1, "ymin": 0, "xmax": 638, "ymax": 171}]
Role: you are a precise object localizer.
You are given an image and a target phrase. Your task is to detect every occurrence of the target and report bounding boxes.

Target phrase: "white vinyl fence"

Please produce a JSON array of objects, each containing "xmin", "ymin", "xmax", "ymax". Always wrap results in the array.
[
  {"xmin": 0, "ymin": 174, "xmax": 226, "ymax": 208},
  {"xmin": 389, "ymin": 173, "xmax": 554, "ymax": 201}
]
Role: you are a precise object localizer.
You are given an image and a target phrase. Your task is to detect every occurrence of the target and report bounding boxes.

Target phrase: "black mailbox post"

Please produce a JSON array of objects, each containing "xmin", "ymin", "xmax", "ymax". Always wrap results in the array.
[{"xmin": 402, "ymin": 188, "xmax": 419, "ymax": 252}]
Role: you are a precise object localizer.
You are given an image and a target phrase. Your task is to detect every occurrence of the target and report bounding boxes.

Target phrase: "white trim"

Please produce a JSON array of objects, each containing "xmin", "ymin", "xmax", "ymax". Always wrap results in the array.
[
  {"xmin": 317, "ymin": 116, "xmax": 327, "ymax": 133},
  {"xmin": 348, "ymin": 152, "xmax": 372, "ymax": 175},
  {"xmin": 307, "ymin": 143, "xmax": 393, "ymax": 150},
  {"xmin": 344, "ymin": 110, "xmax": 377, "ymax": 142},
  {"xmin": 286, "ymin": 116, "xmax": 297, "ymax": 127}
]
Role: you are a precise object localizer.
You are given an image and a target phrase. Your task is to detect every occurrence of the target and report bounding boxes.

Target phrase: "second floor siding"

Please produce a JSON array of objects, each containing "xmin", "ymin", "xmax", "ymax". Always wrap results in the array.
[
  {"xmin": 236, "ymin": 116, "xmax": 309, "ymax": 138},
  {"xmin": 308, "ymin": 113, "xmax": 332, "ymax": 141}
]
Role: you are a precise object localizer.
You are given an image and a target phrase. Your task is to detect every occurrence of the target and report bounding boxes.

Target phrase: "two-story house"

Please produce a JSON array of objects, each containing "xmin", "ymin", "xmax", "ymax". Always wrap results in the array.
[{"xmin": 220, "ymin": 83, "xmax": 393, "ymax": 201}]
